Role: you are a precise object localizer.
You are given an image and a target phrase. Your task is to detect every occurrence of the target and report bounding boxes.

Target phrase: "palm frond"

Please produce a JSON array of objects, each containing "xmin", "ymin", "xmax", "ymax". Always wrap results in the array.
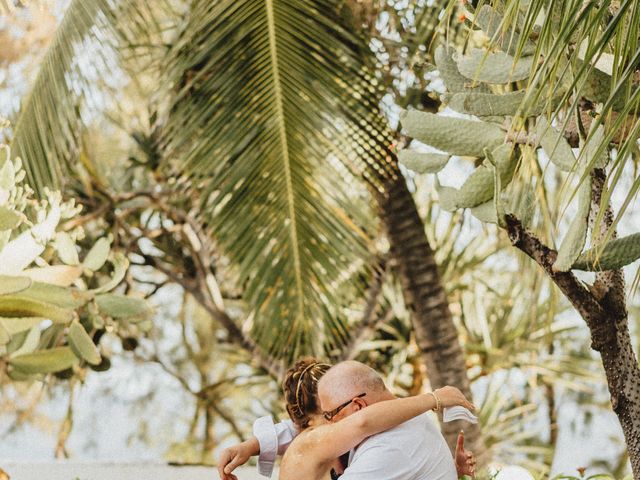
[
  {"xmin": 478, "ymin": 375, "xmax": 553, "ymax": 475},
  {"xmin": 11, "ymin": 0, "xmax": 401, "ymax": 361},
  {"xmin": 156, "ymin": 0, "xmax": 397, "ymax": 359},
  {"xmin": 10, "ymin": 0, "xmax": 173, "ymax": 191},
  {"xmin": 10, "ymin": 0, "xmax": 114, "ymax": 189}
]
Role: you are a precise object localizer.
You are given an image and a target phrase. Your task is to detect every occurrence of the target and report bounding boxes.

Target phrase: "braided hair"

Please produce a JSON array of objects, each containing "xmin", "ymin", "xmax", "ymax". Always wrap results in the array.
[{"xmin": 282, "ymin": 357, "xmax": 332, "ymax": 430}]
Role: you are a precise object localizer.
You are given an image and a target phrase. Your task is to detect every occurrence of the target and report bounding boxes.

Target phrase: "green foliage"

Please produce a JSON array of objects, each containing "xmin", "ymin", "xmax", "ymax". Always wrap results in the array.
[
  {"xmin": 473, "ymin": 5, "xmax": 536, "ymax": 56},
  {"xmin": 158, "ymin": 0, "xmax": 389, "ymax": 359},
  {"xmin": 535, "ymin": 117, "xmax": 576, "ymax": 172},
  {"xmin": 9, "ymin": 0, "xmax": 395, "ymax": 361},
  {"xmin": 400, "ymin": 1, "xmax": 640, "ymax": 274},
  {"xmin": 68, "ymin": 321, "xmax": 101, "ymax": 365},
  {"xmin": 449, "ymin": 91, "xmax": 530, "ymax": 117},
  {"xmin": 398, "ymin": 151, "xmax": 450, "ymax": 174},
  {"xmin": 10, "ymin": 0, "xmax": 121, "ymax": 189},
  {"xmin": 8, "ymin": 347, "xmax": 79, "ymax": 375},
  {"xmin": 435, "ymin": 45, "xmax": 489, "ymax": 94},
  {"xmin": 455, "ymin": 49, "xmax": 534, "ymax": 84},
  {"xmin": 554, "ymin": 175, "xmax": 592, "ymax": 272},
  {"xmin": 458, "ymin": 143, "xmax": 517, "ymax": 208},
  {"xmin": 0, "ymin": 275, "xmax": 31, "ymax": 295},
  {"xmin": 0, "ymin": 145, "xmax": 151, "ymax": 379},
  {"xmin": 95, "ymin": 294, "xmax": 150, "ymax": 322},
  {"xmin": 572, "ymin": 233, "xmax": 640, "ymax": 272},
  {"xmin": 551, "ymin": 473, "xmax": 630, "ymax": 480},
  {"xmin": 4, "ymin": 0, "xmax": 637, "ymax": 471},
  {"xmin": 400, "ymin": 110, "xmax": 504, "ymax": 157},
  {"xmin": 82, "ymin": 237, "xmax": 110, "ymax": 271},
  {"xmin": 0, "ymin": 206, "xmax": 22, "ymax": 230},
  {"xmin": 469, "ymin": 200, "xmax": 498, "ymax": 224}
]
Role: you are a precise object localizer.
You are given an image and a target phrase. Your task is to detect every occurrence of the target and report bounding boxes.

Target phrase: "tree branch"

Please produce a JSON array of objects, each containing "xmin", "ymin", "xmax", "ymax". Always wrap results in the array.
[
  {"xmin": 338, "ymin": 256, "xmax": 388, "ymax": 361},
  {"xmin": 344, "ymin": 308, "xmax": 395, "ymax": 361},
  {"xmin": 55, "ymin": 380, "xmax": 75, "ymax": 459},
  {"xmin": 504, "ymin": 214, "xmax": 614, "ymax": 350}
]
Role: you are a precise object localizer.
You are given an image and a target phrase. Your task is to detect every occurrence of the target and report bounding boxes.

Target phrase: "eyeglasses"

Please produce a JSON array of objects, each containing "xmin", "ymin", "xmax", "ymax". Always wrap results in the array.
[{"xmin": 323, "ymin": 393, "xmax": 366, "ymax": 421}]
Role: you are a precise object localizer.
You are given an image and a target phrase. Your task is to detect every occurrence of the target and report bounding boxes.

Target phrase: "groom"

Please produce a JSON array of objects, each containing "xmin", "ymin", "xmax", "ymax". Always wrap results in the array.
[{"xmin": 218, "ymin": 360, "xmax": 476, "ymax": 479}]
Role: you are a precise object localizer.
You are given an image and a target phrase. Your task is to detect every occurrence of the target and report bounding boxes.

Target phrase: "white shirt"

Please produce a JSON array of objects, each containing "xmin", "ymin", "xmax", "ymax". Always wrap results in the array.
[
  {"xmin": 340, "ymin": 413, "xmax": 457, "ymax": 480},
  {"xmin": 253, "ymin": 412, "xmax": 457, "ymax": 479}
]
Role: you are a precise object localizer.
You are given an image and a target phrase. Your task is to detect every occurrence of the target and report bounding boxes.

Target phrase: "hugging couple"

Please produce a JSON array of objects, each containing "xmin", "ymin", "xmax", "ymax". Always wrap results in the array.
[{"xmin": 218, "ymin": 358, "xmax": 478, "ymax": 480}]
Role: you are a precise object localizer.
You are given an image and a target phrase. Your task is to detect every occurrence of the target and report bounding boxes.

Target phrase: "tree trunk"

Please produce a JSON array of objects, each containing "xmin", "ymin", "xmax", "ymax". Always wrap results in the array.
[
  {"xmin": 584, "ymin": 169, "xmax": 640, "ymax": 476},
  {"xmin": 379, "ymin": 167, "xmax": 486, "ymax": 460},
  {"xmin": 504, "ymin": 166, "xmax": 640, "ymax": 476},
  {"xmin": 593, "ymin": 306, "xmax": 640, "ymax": 477}
]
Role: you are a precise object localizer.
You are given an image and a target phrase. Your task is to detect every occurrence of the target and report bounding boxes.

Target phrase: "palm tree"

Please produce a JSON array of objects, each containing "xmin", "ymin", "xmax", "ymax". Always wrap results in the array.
[{"xmin": 8, "ymin": 0, "xmax": 484, "ymax": 453}]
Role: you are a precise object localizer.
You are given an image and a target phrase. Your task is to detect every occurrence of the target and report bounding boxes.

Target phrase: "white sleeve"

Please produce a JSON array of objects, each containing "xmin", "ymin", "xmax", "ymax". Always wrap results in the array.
[{"xmin": 253, "ymin": 416, "xmax": 299, "ymax": 477}]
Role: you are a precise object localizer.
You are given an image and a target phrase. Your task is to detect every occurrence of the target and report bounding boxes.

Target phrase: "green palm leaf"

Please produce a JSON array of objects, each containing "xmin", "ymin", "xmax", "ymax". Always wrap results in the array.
[
  {"xmin": 10, "ymin": 0, "xmax": 112, "ymax": 189},
  {"xmin": 10, "ymin": 0, "xmax": 172, "ymax": 189},
  {"xmin": 10, "ymin": 0, "xmax": 398, "ymax": 360},
  {"xmin": 158, "ymin": 0, "xmax": 395, "ymax": 358}
]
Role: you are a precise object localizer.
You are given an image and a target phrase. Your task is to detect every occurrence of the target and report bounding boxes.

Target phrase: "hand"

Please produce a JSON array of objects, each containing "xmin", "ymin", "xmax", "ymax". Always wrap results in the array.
[
  {"xmin": 455, "ymin": 430, "xmax": 476, "ymax": 478},
  {"xmin": 433, "ymin": 386, "xmax": 476, "ymax": 411},
  {"xmin": 217, "ymin": 437, "xmax": 260, "ymax": 480}
]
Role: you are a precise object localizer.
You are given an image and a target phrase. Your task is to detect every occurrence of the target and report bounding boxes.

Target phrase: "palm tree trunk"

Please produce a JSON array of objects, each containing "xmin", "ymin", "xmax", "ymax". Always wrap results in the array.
[{"xmin": 379, "ymin": 166, "xmax": 486, "ymax": 459}]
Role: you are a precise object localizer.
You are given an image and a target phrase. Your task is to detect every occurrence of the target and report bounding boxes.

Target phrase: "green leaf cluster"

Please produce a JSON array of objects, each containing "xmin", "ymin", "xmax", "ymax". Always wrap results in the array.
[
  {"xmin": 400, "ymin": 2, "xmax": 640, "ymax": 273},
  {"xmin": 9, "ymin": 0, "xmax": 395, "ymax": 361},
  {"xmin": 0, "ymin": 145, "xmax": 152, "ymax": 380}
]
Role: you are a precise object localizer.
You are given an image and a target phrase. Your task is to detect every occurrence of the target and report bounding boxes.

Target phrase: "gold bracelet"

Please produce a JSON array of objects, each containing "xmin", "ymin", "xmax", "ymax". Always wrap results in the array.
[{"xmin": 427, "ymin": 391, "xmax": 441, "ymax": 412}]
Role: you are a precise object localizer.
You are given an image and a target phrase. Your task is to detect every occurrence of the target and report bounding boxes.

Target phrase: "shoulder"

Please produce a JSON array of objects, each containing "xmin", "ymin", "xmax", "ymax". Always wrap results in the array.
[
  {"xmin": 285, "ymin": 426, "xmax": 317, "ymax": 451},
  {"xmin": 280, "ymin": 429, "xmax": 322, "ymax": 473}
]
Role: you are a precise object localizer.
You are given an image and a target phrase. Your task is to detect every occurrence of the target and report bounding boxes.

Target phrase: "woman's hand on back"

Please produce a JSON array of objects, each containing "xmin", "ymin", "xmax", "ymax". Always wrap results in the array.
[{"xmin": 433, "ymin": 386, "xmax": 476, "ymax": 411}]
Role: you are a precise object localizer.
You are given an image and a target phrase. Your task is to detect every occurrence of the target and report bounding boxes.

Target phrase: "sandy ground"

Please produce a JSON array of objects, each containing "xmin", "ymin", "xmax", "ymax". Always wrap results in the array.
[{"xmin": 0, "ymin": 462, "xmax": 274, "ymax": 480}]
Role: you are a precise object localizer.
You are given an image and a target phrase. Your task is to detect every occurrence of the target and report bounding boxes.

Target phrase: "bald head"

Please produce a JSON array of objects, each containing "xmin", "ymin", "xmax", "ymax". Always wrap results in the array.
[{"xmin": 317, "ymin": 361, "xmax": 388, "ymax": 413}]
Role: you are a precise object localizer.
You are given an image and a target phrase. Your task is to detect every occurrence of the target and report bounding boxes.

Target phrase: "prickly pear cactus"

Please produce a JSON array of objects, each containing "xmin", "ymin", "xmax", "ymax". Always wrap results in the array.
[
  {"xmin": 0, "ymin": 145, "xmax": 152, "ymax": 382},
  {"xmin": 398, "ymin": 4, "xmax": 640, "ymax": 273},
  {"xmin": 572, "ymin": 233, "xmax": 640, "ymax": 271}
]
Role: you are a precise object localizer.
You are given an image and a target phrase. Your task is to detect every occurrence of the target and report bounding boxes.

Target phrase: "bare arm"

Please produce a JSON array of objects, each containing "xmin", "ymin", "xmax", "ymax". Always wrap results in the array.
[{"xmin": 300, "ymin": 386, "xmax": 474, "ymax": 467}]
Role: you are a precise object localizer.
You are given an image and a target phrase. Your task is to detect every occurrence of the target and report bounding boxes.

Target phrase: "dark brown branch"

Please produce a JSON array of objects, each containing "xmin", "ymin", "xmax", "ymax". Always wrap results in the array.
[
  {"xmin": 503, "ymin": 214, "xmax": 614, "ymax": 350},
  {"xmin": 506, "ymin": 131, "xmax": 538, "ymax": 146},
  {"xmin": 138, "ymin": 345, "xmax": 247, "ymax": 443},
  {"xmin": 135, "ymin": 247, "xmax": 284, "ymax": 378},
  {"xmin": 209, "ymin": 402, "xmax": 245, "ymax": 442},
  {"xmin": 129, "ymin": 236, "xmax": 284, "ymax": 380},
  {"xmin": 83, "ymin": 187, "xmax": 287, "ymax": 380},
  {"xmin": 144, "ymin": 352, "xmax": 196, "ymax": 395}
]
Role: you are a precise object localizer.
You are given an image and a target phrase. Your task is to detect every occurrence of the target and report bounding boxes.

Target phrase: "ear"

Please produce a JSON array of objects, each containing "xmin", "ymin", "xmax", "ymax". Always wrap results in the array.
[{"xmin": 352, "ymin": 396, "xmax": 367, "ymax": 409}]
